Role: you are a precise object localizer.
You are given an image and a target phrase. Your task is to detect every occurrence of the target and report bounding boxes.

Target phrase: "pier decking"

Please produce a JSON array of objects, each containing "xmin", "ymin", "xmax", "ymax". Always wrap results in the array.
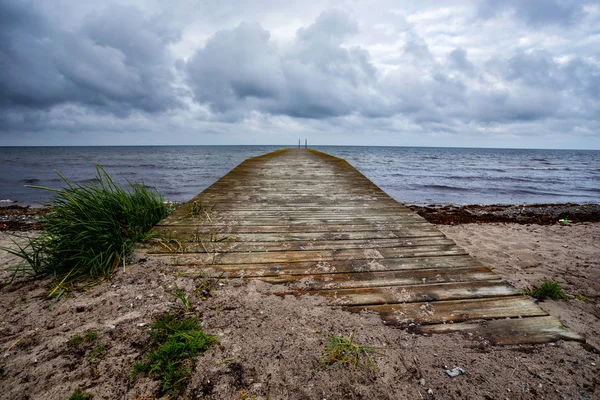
[{"xmin": 150, "ymin": 149, "xmax": 583, "ymax": 345}]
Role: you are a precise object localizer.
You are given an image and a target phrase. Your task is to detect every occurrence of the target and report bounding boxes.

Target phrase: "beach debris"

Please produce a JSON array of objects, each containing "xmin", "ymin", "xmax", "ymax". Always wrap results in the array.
[
  {"xmin": 445, "ymin": 367, "xmax": 465, "ymax": 377},
  {"xmin": 427, "ymin": 389, "xmax": 434, "ymax": 395},
  {"xmin": 559, "ymin": 218, "xmax": 571, "ymax": 223}
]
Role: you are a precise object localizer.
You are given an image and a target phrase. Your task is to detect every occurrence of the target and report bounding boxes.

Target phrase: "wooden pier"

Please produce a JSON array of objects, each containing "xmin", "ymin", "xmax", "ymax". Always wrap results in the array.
[{"xmin": 150, "ymin": 149, "xmax": 584, "ymax": 345}]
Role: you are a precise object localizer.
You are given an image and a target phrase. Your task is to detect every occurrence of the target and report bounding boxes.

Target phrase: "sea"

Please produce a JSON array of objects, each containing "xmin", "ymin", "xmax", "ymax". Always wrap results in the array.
[{"xmin": 0, "ymin": 146, "xmax": 599, "ymax": 206}]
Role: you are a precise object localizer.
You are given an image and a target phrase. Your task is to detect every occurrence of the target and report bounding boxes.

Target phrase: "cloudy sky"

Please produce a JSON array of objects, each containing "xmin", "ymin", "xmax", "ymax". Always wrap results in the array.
[{"xmin": 1, "ymin": 0, "xmax": 599, "ymax": 148}]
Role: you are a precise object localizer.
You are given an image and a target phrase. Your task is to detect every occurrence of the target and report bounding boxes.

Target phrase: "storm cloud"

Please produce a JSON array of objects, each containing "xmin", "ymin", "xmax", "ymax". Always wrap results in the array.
[
  {"xmin": 0, "ymin": 0, "xmax": 599, "ymax": 148},
  {"xmin": 0, "ymin": 0, "xmax": 181, "ymax": 115},
  {"xmin": 185, "ymin": 10, "xmax": 381, "ymax": 120}
]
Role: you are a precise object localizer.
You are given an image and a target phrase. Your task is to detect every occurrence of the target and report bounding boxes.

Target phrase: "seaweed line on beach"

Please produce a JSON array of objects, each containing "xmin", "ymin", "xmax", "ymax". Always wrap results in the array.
[{"xmin": 408, "ymin": 203, "xmax": 600, "ymax": 225}]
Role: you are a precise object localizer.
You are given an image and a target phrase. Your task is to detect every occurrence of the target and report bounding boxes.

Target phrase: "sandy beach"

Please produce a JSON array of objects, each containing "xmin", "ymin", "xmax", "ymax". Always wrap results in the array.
[{"xmin": 0, "ymin": 209, "xmax": 598, "ymax": 399}]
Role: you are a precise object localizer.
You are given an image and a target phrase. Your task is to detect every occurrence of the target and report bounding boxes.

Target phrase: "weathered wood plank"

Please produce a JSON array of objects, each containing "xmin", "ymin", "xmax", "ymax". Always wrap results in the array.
[
  {"xmin": 416, "ymin": 316, "xmax": 585, "ymax": 344},
  {"xmin": 155, "ymin": 223, "xmax": 438, "ymax": 234},
  {"xmin": 146, "ymin": 237, "xmax": 455, "ymax": 253},
  {"xmin": 155, "ymin": 230, "xmax": 444, "ymax": 243},
  {"xmin": 161, "ymin": 215, "xmax": 428, "ymax": 226},
  {"xmin": 198, "ymin": 255, "xmax": 484, "ymax": 277},
  {"xmin": 276, "ymin": 281, "xmax": 519, "ymax": 306},
  {"xmin": 148, "ymin": 244, "xmax": 467, "ymax": 263},
  {"xmin": 346, "ymin": 296, "xmax": 548, "ymax": 326},
  {"xmin": 256, "ymin": 266, "xmax": 499, "ymax": 289}
]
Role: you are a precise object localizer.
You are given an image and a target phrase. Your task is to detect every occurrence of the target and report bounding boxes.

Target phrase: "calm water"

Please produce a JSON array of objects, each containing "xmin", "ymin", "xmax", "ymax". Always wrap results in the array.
[{"xmin": 1, "ymin": 146, "xmax": 599, "ymax": 206}]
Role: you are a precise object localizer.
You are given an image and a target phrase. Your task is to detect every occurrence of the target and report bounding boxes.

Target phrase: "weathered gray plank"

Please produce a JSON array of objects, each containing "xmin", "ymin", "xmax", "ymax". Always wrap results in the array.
[
  {"xmin": 146, "ymin": 237, "xmax": 455, "ymax": 253},
  {"xmin": 257, "ymin": 266, "xmax": 499, "ymax": 289},
  {"xmin": 416, "ymin": 316, "xmax": 585, "ymax": 344},
  {"xmin": 155, "ymin": 223, "xmax": 439, "ymax": 234},
  {"xmin": 148, "ymin": 244, "xmax": 467, "ymax": 263},
  {"xmin": 276, "ymin": 281, "xmax": 519, "ymax": 306},
  {"xmin": 346, "ymin": 296, "xmax": 548, "ymax": 326},
  {"xmin": 197, "ymin": 255, "xmax": 484, "ymax": 277}
]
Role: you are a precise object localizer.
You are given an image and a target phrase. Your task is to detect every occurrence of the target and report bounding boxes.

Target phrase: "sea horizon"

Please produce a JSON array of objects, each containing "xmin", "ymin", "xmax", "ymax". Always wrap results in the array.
[
  {"xmin": 1, "ymin": 144, "xmax": 599, "ymax": 151},
  {"xmin": 1, "ymin": 145, "xmax": 599, "ymax": 206}
]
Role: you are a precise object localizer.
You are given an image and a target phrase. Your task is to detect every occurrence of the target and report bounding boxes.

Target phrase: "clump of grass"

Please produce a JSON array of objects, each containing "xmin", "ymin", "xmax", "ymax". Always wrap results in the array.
[
  {"xmin": 85, "ymin": 330, "xmax": 98, "ymax": 342},
  {"xmin": 66, "ymin": 334, "xmax": 84, "ymax": 348},
  {"xmin": 67, "ymin": 330, "xmax": 99, "ymax": 349},
  {"xmin": 131, "ymin": 313, "xmax": 217, "ymax": 397},
  {"xmin": 68, "ymin": 389, "xmax": 92, "ymax": 400},
  {"xmin": 240, "ymin": 389, "xmax": 257, "ymax": 400},
  {"xmin": 2, "ymin": 165, "xmax": 170, "ymax": 294},
  {"xmin": 524, "ymin": 280, "xmax": 566, "ymax": 300},
  {"xmin": 88, "ymin": 345, "xmax": 105, "ymax": 370},
  {"xmin": 319, "ymin": 332, "xmax": 384, "ymax": 372},
  {"xmin": 194, "ymin": 271, "xmax": 224, "ymax": 299},
  {"xmin": 167, "ymin": 282, "xmax": 190, "ymax": 309},
  {"xmin": 187, "ymin": 201, "xmax": 215, "ymax": 220}
]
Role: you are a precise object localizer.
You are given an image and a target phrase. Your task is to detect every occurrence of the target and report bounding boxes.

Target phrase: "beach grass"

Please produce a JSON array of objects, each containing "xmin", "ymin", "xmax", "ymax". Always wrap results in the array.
[
  {"xmin": 131, "ymin": 313, "xmax": 217, "ymax": 396},
  {"xmin": 68, "ymin": 389, "xmax": 92, "ymax": 400},
  {"xmin": 1, "ymin": 165, "xmax": 170, "ymax": 292},
  {"xmin": 319, "ymin": 332, "xmax": 383, "ymax": 372},
  {"xmin": 525, "ymin": 280, "xmax": 566, "ymax": 300}
]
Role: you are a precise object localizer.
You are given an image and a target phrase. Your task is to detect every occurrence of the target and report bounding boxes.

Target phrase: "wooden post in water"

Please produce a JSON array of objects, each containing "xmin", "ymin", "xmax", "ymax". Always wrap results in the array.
[{"xmin": 305, "ymin": 139, "xmax": 307, "ymax": 149}]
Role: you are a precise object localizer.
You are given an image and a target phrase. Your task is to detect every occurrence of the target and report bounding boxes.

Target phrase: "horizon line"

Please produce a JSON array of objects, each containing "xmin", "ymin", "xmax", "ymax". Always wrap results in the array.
[{"xmin": 0, "ymin": 144, "xmax": 598, "ymax": 151}]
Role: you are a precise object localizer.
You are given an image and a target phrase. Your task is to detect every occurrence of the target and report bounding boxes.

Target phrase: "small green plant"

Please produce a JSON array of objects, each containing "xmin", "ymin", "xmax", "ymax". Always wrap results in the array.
[
  {"xmin": 187, "ymin": 201, "xmax": 215, "ymax": 220},
  {"xmin": 575, "ymin": 295, "xmax": 588, "ymax": 302},
  {"xmin": 88, "ymin": 345, "xmax": 105, "ymax": 368},
  {"xmin": 1, "ymin": 165, "xmax": 170, "ymax": 295},
  {"xmin": 194, "ymin": 271, "xmax": 225, "ymax": 299},
  {"xmin": 131, "ymin": 313, "xmax": 217, "ymax": 397},
  {"xmin": 187, "ymin": 229, "xmax": 232, "ymax": 254},
  {"xmin": 319, "ymin": 332, "xmax": 384, "ymax": 372},
  {"xmin": 166, "ymin": 282, "xmax": 190, "ymax": 309},
  {"xmin": 68, "ymin": 389, "xmax": 92, "ymax": 400},
  {"xmin": 66, "ymin": 334, "xmax": 84, "ymax": 348},
  {"xmin": 85, "ymin": 331, "xmax": 98, "ymax": 342},
  {"xmin": 524, "ymin": 280, "xmax": 566, "ymax": 300},
  {"xmin": 67, "ymin": 330, "xmax": 99, "ymax": 354},
  {"xmin": 240, "ymin": 389, "xmax": 257, "ymax": 400}
]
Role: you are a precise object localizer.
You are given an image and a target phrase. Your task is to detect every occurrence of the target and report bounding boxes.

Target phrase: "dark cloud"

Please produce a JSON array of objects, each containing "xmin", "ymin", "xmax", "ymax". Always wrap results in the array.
[
  {"xmin": 447, "ymin": 48, "xmax": 476, "ymax": 77},
  {"xmin": 0, "ymin": 0, "xmax": 181, "ymax": 118},
  {"xmin": 482, "ymin": 50, "xmax": 600, "ymax": 121},
  {"xmin": 186, "ymin": 10, "xmax": 381, "ymax": 120},
  {"xmin": 478, "ymin": 0, "xmax": 588, "ymax": 27}
]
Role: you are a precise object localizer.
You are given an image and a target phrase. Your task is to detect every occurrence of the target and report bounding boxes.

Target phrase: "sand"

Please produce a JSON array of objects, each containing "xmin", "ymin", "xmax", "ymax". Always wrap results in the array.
[{"xmin": 0, "ymin": 222, "xmax": 598, "ymax": 399}]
